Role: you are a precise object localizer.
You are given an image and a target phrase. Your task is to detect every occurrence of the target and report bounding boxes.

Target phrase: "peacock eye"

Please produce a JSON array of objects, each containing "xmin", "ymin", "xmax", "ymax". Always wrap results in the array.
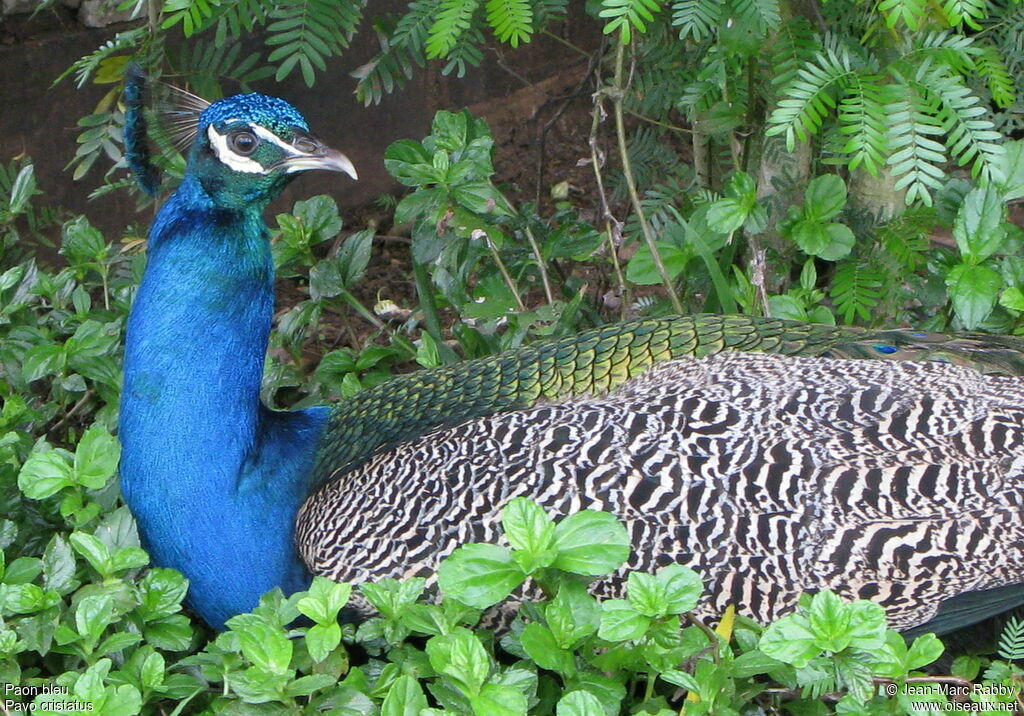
[{"xmin": 230, "ymin": 131, "xmax": 259, "ymax": 155}]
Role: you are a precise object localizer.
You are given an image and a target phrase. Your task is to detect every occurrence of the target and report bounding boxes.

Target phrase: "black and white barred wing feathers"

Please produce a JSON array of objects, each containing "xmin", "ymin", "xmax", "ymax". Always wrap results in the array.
[{"xmin": 297, "ymin": 352, "xmax": 1024, "ymax": 632}]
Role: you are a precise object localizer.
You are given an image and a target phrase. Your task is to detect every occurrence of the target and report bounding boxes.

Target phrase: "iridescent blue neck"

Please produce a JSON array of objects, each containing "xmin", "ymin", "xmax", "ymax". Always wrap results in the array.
[{"xmin": 119, "ymin": 175, "xmax": 326, "ymax": 628}]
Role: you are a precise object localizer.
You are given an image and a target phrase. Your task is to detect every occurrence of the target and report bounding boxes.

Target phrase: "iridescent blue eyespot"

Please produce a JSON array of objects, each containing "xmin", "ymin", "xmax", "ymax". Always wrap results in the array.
[{"xmin": 874, "ymin": 345, "xmax": 898, "ymax": 355}]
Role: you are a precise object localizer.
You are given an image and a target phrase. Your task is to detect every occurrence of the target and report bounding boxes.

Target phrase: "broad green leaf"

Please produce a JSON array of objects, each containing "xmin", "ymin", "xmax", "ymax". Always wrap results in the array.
[
  {"xmin": 42, "ymin": 534, "xmax": 78, "ymax": 594},
  {"xmin": 808, "ymin": 590, "xmax": 852, "ymax": 653},
  {"xmin": 658, "ymin": 564, "xmax": 703, "ymax": 614},
  {"xmin": 439, "ymin": 543, "xmax": 524, "ymax": 608},
  {"xmin": 953, "ymin": 185, "xmax": 1007, "ymax": 261},
  {"xmin": 546, "ymin": 581, "xmax": 600, "ymax": 648},
  {"xmin": 470, "ymin": 682, "xmax": 529, "ymax": 716},
  {"xmin": 768, "ymin": 294, "xmax": 807, "ymax": 322},
  {"xmin": 557, "ymin": 689, "xmax": 606, "ymax": 716},
  {"xmin": 706, "ymin": 197, "xmax": 749, "ymax": 234},
  {"xmin": 75, "ymin": 594, "xmax": 114, "ymax": 648},
  {"xmin": 382, "ymin": 674, "xmax": 428, "ymax": 716},
  {"xmin": 18, "ymin": 450, "xmax": 74, "ymax": 499},
  {"xmin": 1000, "ymin": 287, "xmax": 1024, "ymax": 312},
  {"xmin": 502, "ymin": 498, "xmax": 555, "ymax": 569},
  {"xmin": 227, "ymin": 613, "xmax": 293, "ymax": 676},
  {"xmin": 551, "ymin": 511, "xmax": 630, "ymax": 575},
  {"xmin": 70, "ymin": 532, "xmax": 111, "ymax": 576},
  {"xmin": 425, "ymin": 627, "xmax": 490, "ymax": 697},
  {"xmin": 804, "ymin": 174, "xmax": 848, "ymax": 221},
  {"xmin": 759, "ymin": 613, "xmax": 820, "ymax": 667},
  {"xmin": 946, "ymin": 263, "xmax": 1002, "ymax": 329},
  {"xmin": 597, "ymin": 599, "xmax": 650, "ymax": 642},
  {"xmin": 906, "ymin": 633, "xmax": 944, "ymax": 670},
  {"xmin": 520, "ymin": 622, "xmax": 574, "ymax": 675},
  {"xmin": 625, "ymin": 241, "xmax": 690, "ymax": 285},
  {"xmin": 297, "ymin": 577, "xmax": 352, "ymax": 624},
  {"xmin": 73, "ymin": 425, "xmax": 120, "ymax": 490},
  {"xmin": 305, "ymin": 622, "xmax": 341, "ymax": 663}
]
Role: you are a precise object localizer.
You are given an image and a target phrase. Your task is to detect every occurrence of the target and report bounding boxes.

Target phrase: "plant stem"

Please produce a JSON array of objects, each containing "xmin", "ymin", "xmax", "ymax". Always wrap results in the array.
[
  {"xmin": 411, "ymin": 258, "xmax": 445, "ymax": 341},
  {"xmin": 522, "ymin": 224, "xmax": 554, "ymax": 304},
  {"xmin": 609, "ymin": 39, "xmax": 683, "ymax": 313},
  {"xmin": 481, "ymin": 230, "xmax": 528, "ymax": 312},
  {"xmin": 588, "ymin": 74, "xmax": 629, "ymax": 320}
]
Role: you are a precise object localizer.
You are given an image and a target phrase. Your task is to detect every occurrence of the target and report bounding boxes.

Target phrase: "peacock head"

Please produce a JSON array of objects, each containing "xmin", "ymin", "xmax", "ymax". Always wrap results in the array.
[{"xmin": 185, "ymin": 93, "xmax": 358, "ymax": 209}]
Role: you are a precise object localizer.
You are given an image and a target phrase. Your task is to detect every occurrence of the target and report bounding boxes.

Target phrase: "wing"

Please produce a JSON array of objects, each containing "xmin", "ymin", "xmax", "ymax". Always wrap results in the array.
[{"xmin": 298, "ymin": 351, "xmax": 1024, "ymax": 633}]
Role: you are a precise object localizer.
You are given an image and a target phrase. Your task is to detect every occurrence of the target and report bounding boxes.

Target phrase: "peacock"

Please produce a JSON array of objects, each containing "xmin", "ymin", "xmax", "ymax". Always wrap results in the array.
[{"xmin": 118, "ymin": 70, "xmax": 1024, "ymax": 636}]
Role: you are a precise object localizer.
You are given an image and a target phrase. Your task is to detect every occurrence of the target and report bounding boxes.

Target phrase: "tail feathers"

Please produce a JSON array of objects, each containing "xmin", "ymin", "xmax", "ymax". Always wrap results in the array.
[
  {"xmin": 905, "ymin": 584, "xmax": 1024, "ymax": 637},
  {"xmin": 830, "ymin": 329, "xmax": 1024, "ymax": 376},
  {"xmin": 123, "ymin": 64, "xmax": 162, "ymax": 197}
]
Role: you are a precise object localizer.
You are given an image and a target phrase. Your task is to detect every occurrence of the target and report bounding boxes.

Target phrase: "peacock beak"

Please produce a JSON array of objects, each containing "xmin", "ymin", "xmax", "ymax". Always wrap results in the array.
[{"xmin": 277, "ymin": 134, "xmax": 358, "ymax": 180}]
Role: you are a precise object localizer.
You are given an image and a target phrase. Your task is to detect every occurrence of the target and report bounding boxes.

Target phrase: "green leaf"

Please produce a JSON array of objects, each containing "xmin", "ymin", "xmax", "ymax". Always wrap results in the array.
[
  {"xmin": 425, "ymin": 627, "xmax": 490, "ymax": 698},
  {"xmin": 546, "ymin": 581, "xmax": 600, "ymax": 648},
  {"xmin": 305, "ymin": 622, "xmax": 341, "ymax": 663},
  {"xmin": 597, "ymin": 599, "xmax": 650, "ymax": 642},
  {"xmin": 438, "ymin": 543, "xmax": 525, "ymax": 608},
  {"xmin": 768, "ymin": 294, "xmax": 807, "ymax": 322},
  {"xmin": 946, "ymin": 263, "xmax": 1002, "ymax": 329},
  {"xmin": 337, "ymin": 229, "xmax": 375, "ymax": 287},
  {"xmin": 470, "ymin": 682, "xmax": 529, "ymax": 716},
  {"xmin": 70, "ymin": 532, "xmax": 111, "ymax": 576},
  {"xmin": 520, "ymin": 622, "xmax": 575, "ymax": 675},
  {"xmin": 557, "ymin": 689, "xmax": 607, "ymax": 716},
  {"xmin": 18, "ymin": 449, "xmax": 75, "ymax": 499},
  {"xmin": 808, "ymin": 590, "xmax": 852, "ymax": 653},
  {"xmin": 758, "ymin": 613, "xmax": 819, "ymax": 667},
  {"xmin": 551, "ymin": 511, "xmax": 630, "ymax": 575},
  {"xmin": 42, "ymin": 534, "xmax": 78, "ymax": 594},
  {"xmin": 227, "ymin": 613, "xmax": 293, "ymax": 676},
  {"xmin": 906, "ymin": 633, "xmax": 944, "ymax": 670},
  {"xmin": 953, "ymin": 185, "xmax": 1007, "ymax": 262},
  {"xmin": 297, "ymin": 577, "xmax": 352, "ymax": 624},
  {"xmin": 382, "ymin": 674, "xmax": 429, "ymax": 716},
  {"xmin": 658, "ymin": 564, "xmax": 703, "ymax": 615},
  {"xmin": 72, "ymin": 425, "xmax": 120, "ymax": 490},
  {"xmin": 804, "ymin": 174, "xmax": 847, "ymax": 221},
  {"xmin": 75, "ymin": 594, "xmax": 114, "ymax": 648},
  {"xmin": 625, "ymin": 240, "xmax": 689, "ymax": 285},
  {"xmin": 502, "ymin": 498, "xmax": 556, "ymax": 571},
  {"xmin": 1000, "ymin": 287, "xmax": 1024, "ymax": 312}
]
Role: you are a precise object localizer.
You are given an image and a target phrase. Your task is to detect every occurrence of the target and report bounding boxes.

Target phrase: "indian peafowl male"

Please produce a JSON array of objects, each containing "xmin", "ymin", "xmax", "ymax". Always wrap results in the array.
[{"xmin": 119, "ymin": 72, "xmax": 1024, "ymax": 635}]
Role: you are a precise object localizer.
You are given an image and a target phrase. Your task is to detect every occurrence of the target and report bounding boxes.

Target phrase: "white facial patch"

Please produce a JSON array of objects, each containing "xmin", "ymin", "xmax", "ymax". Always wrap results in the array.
[{"xmin": 207, "ymin": 125, "xmax": 266, "ymax": 174}]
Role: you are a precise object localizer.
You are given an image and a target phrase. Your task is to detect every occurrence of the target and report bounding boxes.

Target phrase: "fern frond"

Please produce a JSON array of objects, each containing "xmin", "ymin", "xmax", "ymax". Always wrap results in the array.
[
  {"xmin": 427, "ymin": 0, "xmax": 480, "ymax": 58},
  {"xmin": 599, "ymin": 0, "xmax": 662, "ymax": 43},
  {"xmin": 211, "ymin": 0, "xmax": 270, "ymax": 44},
  {"xmin": 353, "ymin": 2, "xmax": 435, "ymax": 106},
  {"xmin": 670, "ymin": 0, "xmax": 720, "ymax": 42},
  {"xmin": 175, "ymin": 40, "xmax": 273, "ymax": 95},
  {"xmin": 266, "ymin": 0, "xmax": 365, "ymax": 86},
  {"xmin": 530, "ymin": 0, "xmax": 568, "ymax": 24},
  {"xmin": 830, "ymin": 260, "xmax": 884, "ymax": 324},
  {"xmin": 732, "ymin": 0, "xmax": 781, "ymax": 35},
  {"xmin": 998, "ymin": 616, "xmax": 1024, "ymax": 661},
  {"xmin": 768, "ymin": 17, "xmax": 815, "ymax": 88},
  {"xmin": 902, "ymin": 31, "xmax": 979, "ymax": 75},
  {"xmin": 885, "ymin": 88, "xmax": 947, "ymax": 206},
  {"xmin": 767, "ymin": 45, "xmax": 857, "ymax": 150},
  {"xmin": 838, "ymin": 76, "xmax": 890, "ymax": 175},
  {"xmin": 57, "ymin": 28, "xmax": 146, "ymax": 89},
  {"xmin": 877, "ymin": 0, "xmax": 927, "ymax": 30},
  {"xmin": 941, "ymin": 0, "xmax": 987, "ymax": 30},
  {"xmin": 875, "ymin": 207, "xmax": 932, "ymax": 271},
  {"xmin": 162, "ymin": 0, "xmax": 222, "ymax": 37},
  {"xmin": 440, "ymin": 22, "xmax": 485, "ymax": 77},
  {"xmin": 914, "ymin": 63, "xmax": 1004, "ymax": 183},
  {"xmin": 485, "ymin": 0, "xmax": 533, "ymax": 46},
  {"xmin": 976, "ymin": 44, "xmax": 1016, "ymax": 109}
]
